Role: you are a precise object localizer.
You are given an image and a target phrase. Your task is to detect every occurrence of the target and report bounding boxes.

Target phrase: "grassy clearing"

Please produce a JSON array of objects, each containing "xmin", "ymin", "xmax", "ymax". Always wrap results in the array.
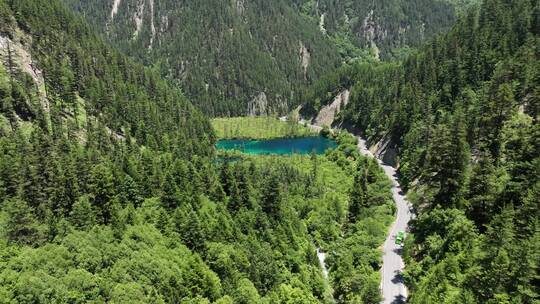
[{"xmin": 212, "ymin": 116, "xmax": 315, "ymax": 139}]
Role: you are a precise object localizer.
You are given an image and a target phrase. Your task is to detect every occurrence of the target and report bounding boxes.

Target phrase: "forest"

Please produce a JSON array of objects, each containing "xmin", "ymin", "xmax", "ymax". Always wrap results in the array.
[
  {"xmin": 0, "ymin": 0, "xmax": 396, "ymax": 302},
  {"xmin": 297, "ymin": 0, "xmax": 474, "ymax": 60},
  {"xmin": 0, "ymin": 0, "xmax": 538, "ymax": 302},
  {"xmin": 301, "ymin": 0, "xmax": 539, "ymax": 302},
  {"xmin": 62, "ymin": 0, "xmax": 475, "ymax": 116},
  {"xmin": 62, "ymin": 0, "xmax": 342, "ymax": 117}
]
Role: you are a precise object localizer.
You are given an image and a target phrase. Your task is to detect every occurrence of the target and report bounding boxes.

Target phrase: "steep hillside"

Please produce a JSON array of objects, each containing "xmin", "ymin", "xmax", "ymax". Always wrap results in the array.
[
  {"xmin": 297, "ymin": 0, "xmax": 479, "ymax": 60},
  {"xmin": 62, "ymin": 0, "xmax": 473, "ymax": 116},
  {"xmin": 63, "ymin": 0, "xmax": 342, "ymax": 116},
  {"xmin": 302, "ymin": 0, "xmax": 540, "ymax": 302},
  {"xmin": 0, "ymin": 0, "xmax": 213, "ymax": 155}
]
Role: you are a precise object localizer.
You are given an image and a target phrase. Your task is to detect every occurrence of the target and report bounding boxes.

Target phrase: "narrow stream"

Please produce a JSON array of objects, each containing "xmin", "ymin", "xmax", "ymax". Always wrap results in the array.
[{"xmin": 316, "ymin": 247, "xmax": 329, "ymax": 279}]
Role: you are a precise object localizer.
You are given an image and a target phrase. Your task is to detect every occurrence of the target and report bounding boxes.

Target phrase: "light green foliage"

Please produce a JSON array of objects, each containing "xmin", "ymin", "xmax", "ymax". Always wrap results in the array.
[
  {"xmin": 0, "ymin": 225, "xmax": 222, "ymax": 302},
  {"xmin": 0, "ymin": 114, "xmax": 10, "ymax": 134},
  {"xmin": 212, "ymin": 116, "xmax": 315, "ymax": 139},
  {"xmin": 0, "ymin": 64, "xmax": 394, "ymax": 304}
]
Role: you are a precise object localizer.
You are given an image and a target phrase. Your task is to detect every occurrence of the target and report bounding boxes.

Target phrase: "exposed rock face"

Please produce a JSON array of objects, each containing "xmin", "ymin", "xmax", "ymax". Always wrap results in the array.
[
  {"xmin": 299, "ymin": 41, "xmax": 311, "ymax": 80},
  {"xmin": 159, "ymin": 15, "xmax": 169, "ymax": 33},
  {"xmin": 110, "ymin": 0, "xmax": 122, "ymax": 20},
  {"xmin": 247, "ymin": 92, "xmax": 268, "ymax": 116},
  {"xmin": 319, "ymin": 13, "xmax": 327, "ymax": 34},
  {"xmin": 360, "ymin": 10, "xmax": 386, "ymax": 60},
  {"xmin": 0, "ymin": 34, "xmax": 49, "ymax": 115},
  {"xmin": 313, "ymin": 90, "xmax": 350, "ymax": 128},
  {"xmin": 133, "ymin": 0, "xmax": 145, "ymax": 38},
  {"xmin": 148, "ymin": 0, "xmax": 156, "ymax": 48},
  {"xmin": 235, "ymin": 0, "xmax": 246, "ymax": 16},
  {"xmin": 308, "ymin": 89, "xmax": 399, "ymax": 166},
  {"xmin": 370, "ymin": 134, "xmax": 399, "ymax": 167}
]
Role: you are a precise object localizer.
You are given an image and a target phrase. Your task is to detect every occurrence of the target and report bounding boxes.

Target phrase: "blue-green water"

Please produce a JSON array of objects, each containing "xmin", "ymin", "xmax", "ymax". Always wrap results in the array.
[{"xmin": 216, "ymin": 136, "xmax": 337, "ymax": 155}]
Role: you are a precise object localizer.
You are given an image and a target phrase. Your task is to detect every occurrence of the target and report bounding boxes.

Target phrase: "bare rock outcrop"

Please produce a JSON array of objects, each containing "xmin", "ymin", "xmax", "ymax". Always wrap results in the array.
[
  {"xmin": 313, "ymin": 90, "xmax": 350, "ymax": 128},
  {"xmin": 247, "ymin": 92, "xmax": 268, "ymax": 116}
]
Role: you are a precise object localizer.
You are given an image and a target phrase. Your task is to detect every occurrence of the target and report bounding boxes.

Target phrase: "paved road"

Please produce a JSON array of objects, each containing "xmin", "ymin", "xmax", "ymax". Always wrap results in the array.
[
  {"xmin": 300, "ymin": 120, "xmax": 411, "ymax": 303},
  {"xmin": 357, "ymin": 137, "xmax": 412, "ymax": 304}
]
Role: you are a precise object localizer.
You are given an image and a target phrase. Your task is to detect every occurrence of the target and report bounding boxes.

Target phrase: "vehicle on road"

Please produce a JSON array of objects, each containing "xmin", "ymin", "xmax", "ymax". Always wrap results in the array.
[{"xmin": 395, "ymin": 231, "xmax": 405, "ymax": 245}]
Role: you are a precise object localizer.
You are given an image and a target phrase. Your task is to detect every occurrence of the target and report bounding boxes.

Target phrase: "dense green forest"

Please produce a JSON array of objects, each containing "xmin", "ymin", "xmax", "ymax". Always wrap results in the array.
[
  {"xmin": 0, "ymin": 0, "xmax": 398, "ymax": 302},
  {"xmin": 2, "ymin": 0, "xmax": 539, "ymax": 302},
  {"xmin": 302, "ymin": 0, "xmax": 540, "ymax": 302},
  {"xmin": 62, "ymin": 0, "xmax": 473, "ymax": 116},
  {"xmin": 0, "ymin": 0, "xmax": 213, "ymax": 155},
  {"xmin": 62, "ymin": 0, "xmax": 342, "ymax": 117},
  {"xmin": 297, "ymin": 0, "xmax": 478, "ymax": 60}
]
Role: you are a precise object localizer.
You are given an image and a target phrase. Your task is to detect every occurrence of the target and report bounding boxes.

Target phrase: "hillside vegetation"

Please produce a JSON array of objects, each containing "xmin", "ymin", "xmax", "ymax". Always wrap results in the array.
[
  {"xmin": 298, "ymin": 0, "xmax": 477, "ymax": 60},
  {"xmin": 0, "ymin": 0, "xmax": 396, "ymax": 302},
  {"xmin": 62, "ymin": 0, "xmax": 474, "ymax": 116},
  {"xmin": 302, "ymin": 0, "xmax": 540, "ymax": 302},
  {"xmin": 63, "ymin": 0, "xmax": 342, "ymax": 116}
]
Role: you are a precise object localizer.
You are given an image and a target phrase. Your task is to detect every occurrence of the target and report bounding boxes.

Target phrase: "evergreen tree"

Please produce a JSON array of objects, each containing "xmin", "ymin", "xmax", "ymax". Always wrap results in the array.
[
  {"xmin": 349, "ymin": 159, "xmax": 368, "ymax": 223},
  {"xmin": 466, "ymin": 153, "xmax": 500, "ymax": 230},
  {"xmin": 4, "ymin": 198, "xmax": 44, "ymax": 246},
  {"xmin": 261, "ymin": 173, "xmax": 282, "ymax": 218},
  {"xmin": 88, "ymin": 162, "xmax": 116, "ymax": 224},
  {"xmin": 161, "ymin": 172, "xmax": 180, "ymax": 209},
  {"xmin": 69, "ymin": 195, "xmax": 96, "ymax": 230}
]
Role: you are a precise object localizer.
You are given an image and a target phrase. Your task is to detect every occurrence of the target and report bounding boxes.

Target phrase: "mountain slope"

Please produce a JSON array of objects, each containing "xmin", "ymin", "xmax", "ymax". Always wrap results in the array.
[
  {"xmin": 63, "ymin": 0, "xmax": 473, "ymax": 116},
  {"xmin": 0, "ymin": 0, "xmax": 213, "ymax": 155},
  {"xmin": 302, "ymin": 0, "xmax": 539, "ymax": 301},
  {"xmin": 298, "ymin": 0, "xmax": 469, "ymax": 60},
  {"xmin": 0, "ymin": 1, "xmax": 397, "ymax": 302},
  {"xmin": 63, "ymin": 0, "xmax": 342, "ymax": 116}
]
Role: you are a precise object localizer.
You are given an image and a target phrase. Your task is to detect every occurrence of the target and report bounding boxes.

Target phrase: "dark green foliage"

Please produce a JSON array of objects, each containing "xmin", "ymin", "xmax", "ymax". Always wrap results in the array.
[
  {"xmin": 422, "ymin": 110, "xmax": 470, "ymax": 208},
  {"xmin": 348, "ymin": 159, "xmax": 368, "ymax": 222},
  {"xmin": 299, "ymin": 0, "xmax": 472, "ymax": 60},
  {"xmin": 4, "ymin": 198, "xmax": 46, "ymax": 246},
  {"xmin": 261, "ymin": 173, "xmax": 282, "ymax": 217},
  {"xmin": 302, "ymin": 0, "xmax": 539, "ymax": 302},
  {"xmin": 63, "ymin": 0, "xmax": 342, "ymax": 116},
  {"xmin": 61, "ymin": 0, "xmax": 474, "ymax": 116}
]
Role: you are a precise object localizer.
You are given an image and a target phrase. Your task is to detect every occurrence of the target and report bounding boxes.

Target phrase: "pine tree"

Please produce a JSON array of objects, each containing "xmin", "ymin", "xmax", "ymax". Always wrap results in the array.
[
  {"xmin": 4, "ymin": 198, "xmax": 44, "ymax": 246},
  {"xmin": 424, "ymin": 111, "xmax": 469, "ymax": 208},
  {"xmin": 466, "ymin": 153, "xmax": 500, "ymax": 230},
  {"xmin": 349, "ymin": 158, "xmax": 368, "ymax": 222},
  {"xmin": 69, "ymin": 195, "xmax": 96, "ymax": 230},
  {"xmin": 261, "ymin": 173, "xmax": 282, "ymax": 217},
  {"xmin": 220, "ymin": 162, "xmax": 235, "ymax": 197},
  {"xmin": 88, "ymin": 162, "xmax": 116, "ymax": 224},
  {"xmin": 161, "ymin": 172, "xmax": 180, "ymax": 209},
  {"xmin": 120, "ymin": 174, "xmax": 142, "ymax": 207}
]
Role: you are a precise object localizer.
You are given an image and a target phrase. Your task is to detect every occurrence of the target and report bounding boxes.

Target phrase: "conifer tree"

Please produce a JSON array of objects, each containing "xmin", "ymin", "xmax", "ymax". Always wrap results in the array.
[{"xmin": 4, "ymin": 198, "xmax": 44, "ymax": 246}]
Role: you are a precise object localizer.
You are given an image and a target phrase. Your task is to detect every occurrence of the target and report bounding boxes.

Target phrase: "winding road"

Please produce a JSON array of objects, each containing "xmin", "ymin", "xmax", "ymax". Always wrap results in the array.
[
  {"xmin": 357, "ymin": 137, "xmax": 412, "ymax": 304},
  {"xmin": 358, "ymin": 136, "xmax": 412, "ymax": 304},
  {"xmin": 299, "ymin": 119, "xmax": 412, "ymax": 303}
]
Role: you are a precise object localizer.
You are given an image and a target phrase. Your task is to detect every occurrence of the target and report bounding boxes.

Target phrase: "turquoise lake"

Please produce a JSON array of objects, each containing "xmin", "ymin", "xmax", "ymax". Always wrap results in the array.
[{"xmin": 216, "ymin": 136, "xmax": 337, "ymax": 155}]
